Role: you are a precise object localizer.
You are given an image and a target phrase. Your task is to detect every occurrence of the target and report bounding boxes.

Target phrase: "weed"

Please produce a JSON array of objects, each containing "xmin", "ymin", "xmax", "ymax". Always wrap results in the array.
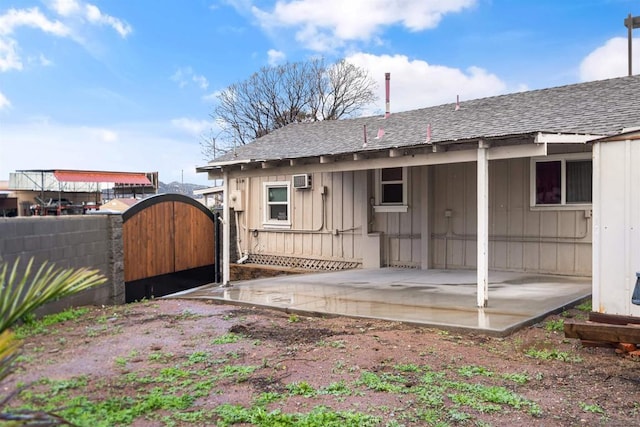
[
  {"xmin": 448, "ymin": 408, "xmax": 472, "ymax": 422},
  {"xmin": 148, "ymin": 351, "xmax": 174, "ymax": 362},
  {"xmin": 287, "ymin": 381, "xmax": 317, "ymax": 397},
  {"xmin": 320, "ymin": 380, "xmax": 352, "ymax": 396},
  {"xmin": 218, "ymin": 365, "xmax": 257, "ymax": 382},
  {"xmin": 330, "ymin": 340, "xmax": 346, "ymax": 349},
  {"xmin": 14, "ymin": 307, "xmax": 90, "ymax": 339},
  {"xmin": 212, "ymin": 332, "xmax": 242, "ymax": 344},
  {"xmin": 501, "ymin": 372, "xmax": 530, "ymax": 384},
  {"xmin": 214, "ymin": 404, "xmax": 380, "ymax": 426},
  {"xmin": 544, "ymin": 318, "xmax": 565, "ymax": 332},
  {"xmin": 394, "ymin": 363, "xmax": 421, "ymax": 373},
  {"xmin": 457, "ymin": 365, "xmax": 494, "ymax": 378},
  {"xmin": 357, "ymin": 371, "xmax": 406, "ymax": 393},
  {"xmin": 580, "ymin": 402, "xmax": 605, "ymax": 414},
  {"xmin": 525, "ymin": 348, "xmax": 583, "ymax": 362},
  {"xmin": 176, "ymin": 309, "xmax": 200, "ymax": 320},
  {"xmin": 254, "ymin": 392, "xmax": 283, "ymax": 405},
  {"xmin": 185, "ymin": 351, "xmax": 211, "ymax": 365},
  {"xmin": 575, "ymin": 300, "xmax": 592, "ymax": 312},
  {"xmin": 288, "ymin": 313, "xmax": 300, "ymax": 323},
  {"xmin": 332, "ymin": 360, "xmax": 346, "ymax": 373}
]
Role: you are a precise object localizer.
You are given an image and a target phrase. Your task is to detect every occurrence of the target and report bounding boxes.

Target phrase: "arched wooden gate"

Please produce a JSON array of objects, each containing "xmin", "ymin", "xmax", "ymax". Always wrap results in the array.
[{"xmin": 123, "ymin": 194, "xmax": 215, "ymax": 302}]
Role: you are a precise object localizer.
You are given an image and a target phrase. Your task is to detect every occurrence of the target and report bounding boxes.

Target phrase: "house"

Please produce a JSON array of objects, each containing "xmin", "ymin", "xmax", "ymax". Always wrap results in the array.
[
  {"xmin": 193, "ymin": 186, "xmax": 224, "ymax": 209},
  {"xmin": 197, "ymin": 75, "xmax": 640, "ymax": 316}
]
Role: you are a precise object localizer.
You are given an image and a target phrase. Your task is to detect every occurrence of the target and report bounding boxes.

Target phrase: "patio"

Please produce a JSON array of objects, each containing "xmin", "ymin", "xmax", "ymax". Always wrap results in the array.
[{"xmin": 169, "ymin": 268, "xmax": 591, "ymax": 336}]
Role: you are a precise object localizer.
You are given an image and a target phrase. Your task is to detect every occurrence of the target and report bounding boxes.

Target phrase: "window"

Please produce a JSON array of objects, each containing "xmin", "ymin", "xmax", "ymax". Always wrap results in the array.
[
  {"xmin": 263, "ymin": 182, "xmax": 291, "ymax": 228},
  {"xmin": 374, "ymin": 167, "xmax": 408, "ymax": 212},
  {"xmin": 531, "ymin": 154, "xmax": 592, "ymax": 208}
]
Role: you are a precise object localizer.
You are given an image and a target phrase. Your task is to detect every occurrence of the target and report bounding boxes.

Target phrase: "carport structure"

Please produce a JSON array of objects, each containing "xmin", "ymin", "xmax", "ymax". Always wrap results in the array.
[{"xmin": 8, "ymin": 169, "xmax": 157, "ymax": 215}]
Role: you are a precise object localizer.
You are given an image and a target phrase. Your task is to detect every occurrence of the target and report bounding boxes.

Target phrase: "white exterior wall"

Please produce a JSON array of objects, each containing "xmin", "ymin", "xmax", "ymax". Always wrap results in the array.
[{"xmin": 593, "ymin": 138, "xmax": 640, "ymax": 315}]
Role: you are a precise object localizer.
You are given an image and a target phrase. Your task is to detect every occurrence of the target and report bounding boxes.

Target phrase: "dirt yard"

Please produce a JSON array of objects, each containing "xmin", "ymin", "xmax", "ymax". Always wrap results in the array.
[{"xmin": 4, "ymin": 298, "xmax": 640, "ymax": 426}]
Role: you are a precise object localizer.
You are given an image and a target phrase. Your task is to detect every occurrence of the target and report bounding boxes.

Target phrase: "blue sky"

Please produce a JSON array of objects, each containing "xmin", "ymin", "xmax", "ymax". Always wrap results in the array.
[{"xmin": 1, "ymin": 0, "xmax": 638, "ymax": 185}]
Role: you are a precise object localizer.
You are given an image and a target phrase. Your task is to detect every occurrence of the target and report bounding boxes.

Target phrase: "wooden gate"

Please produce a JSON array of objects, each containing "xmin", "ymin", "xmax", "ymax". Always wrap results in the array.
[{"xmin": 123, "ymin": 194, "xmax": 215, "ymax": 302}]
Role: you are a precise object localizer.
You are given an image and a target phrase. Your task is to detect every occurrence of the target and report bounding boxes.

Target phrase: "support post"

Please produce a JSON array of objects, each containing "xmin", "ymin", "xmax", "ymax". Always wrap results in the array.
[
  {"xmin": 222, "ymin": 171, "xmax": 231, "ymax": 285},
  {"xmin": 477, "ymin": 141, "xmax": 489, "ymax": 308},
  {"xmin": 421, "ymin": 165, "xmax": 430, "ymax": 270}
]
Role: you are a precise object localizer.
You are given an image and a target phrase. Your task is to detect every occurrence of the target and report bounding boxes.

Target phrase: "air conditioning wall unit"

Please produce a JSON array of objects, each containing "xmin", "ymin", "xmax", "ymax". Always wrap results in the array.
[{"xmin": 292, "ymin": 174, "xmax": 312, "ymax": 189}]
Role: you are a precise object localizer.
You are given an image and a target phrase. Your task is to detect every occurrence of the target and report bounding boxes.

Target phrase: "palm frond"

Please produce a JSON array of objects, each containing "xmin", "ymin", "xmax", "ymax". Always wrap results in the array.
[
  {"xmin": 0, "ymin": 330, "xmax": 20, "ymax": 384},
  {"xmin": 0, "ymin": 258, "xmax": 107, "ymax": 334}
]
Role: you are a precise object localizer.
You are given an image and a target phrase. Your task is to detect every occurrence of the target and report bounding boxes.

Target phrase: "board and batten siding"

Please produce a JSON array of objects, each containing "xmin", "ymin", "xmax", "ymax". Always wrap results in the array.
[
  {"xmin": 430, "ymin": 158, "xmax": 592, "ymax": 275},
  {"xmin": 372, "ymin": 166, "xmax": 424, "ymax": 268},
  {"xmin": 229, "ymin": 157, "xmax": 591, "ymax": 275},
  {"xmin": 231, "ymin": 172, "xmax": 364, "ymax": 263}
]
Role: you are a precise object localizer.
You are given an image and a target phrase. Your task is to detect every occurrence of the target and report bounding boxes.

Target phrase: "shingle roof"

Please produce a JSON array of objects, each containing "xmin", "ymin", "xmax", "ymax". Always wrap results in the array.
[{"xmin": 212, "ymin": 75, "xmax": 640, "ymax": 164}]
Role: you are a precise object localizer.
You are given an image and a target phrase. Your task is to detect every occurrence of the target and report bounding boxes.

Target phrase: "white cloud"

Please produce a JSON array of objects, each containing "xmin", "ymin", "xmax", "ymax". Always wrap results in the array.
[
  {"xmin": 49, "ymin": 0, "xmax": 82, "ymax": 17},
  {"xmin": 346, "ymin": 53, "xmax": 509, "ymax": 113},
  {"xmin": 579, "ymin": 37, "xmax": 640, "ymax": 82},
  {"xmin": 267, "ymin": 49, "xmax": 286, "ymax": 65},
  {"xmin": 0, "ymin": 91, "xmax": 11, "ymax": 110},
  {"xmin": 192, "ymin": 75, "xmax": 209, "ymax": 90},
  {"xmin": 48, "ymin": 0, "xmax": 132, "ymax": 38},
  {"xmin": 0, "ymin": 7, "xmax": 71, "ymax": 36},
  {"xmin": 0, "ymin": 2, "xmax": 131, "ymax": 74},
  {"xmin": 171, "ymin": 67, "xmax": 210, "ymax": 90},
  {"xmin": 39, "ymin": 53, "xmax": 53, "ymax": 66},
  {"xmin": 252, "ymin": 0, "xmax": 476, "ymax": 51},
  {"xmin": 171, "ymin": 118, "xmax": 211, "ymax": 136},
  {"xmin": 84, "ymin": 4, "xmax": 132, "ymax": 38},
  {"xmin": 0, "ymin": 38, "xmax": 22, "ymax": 71}
]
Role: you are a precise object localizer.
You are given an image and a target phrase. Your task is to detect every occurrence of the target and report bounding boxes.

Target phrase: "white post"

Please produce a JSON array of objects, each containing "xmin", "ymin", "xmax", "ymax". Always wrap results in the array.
[
  {"xmin": 222, "ymin": 171, "xmax": 231, "ymax": 286},
  {"xmin": 477, "ymin": 141, "xmax": 489, "ymax": 308},
  {"xmin": 421, "ymin": 165, "xmax": 430, "ymax": 270}
]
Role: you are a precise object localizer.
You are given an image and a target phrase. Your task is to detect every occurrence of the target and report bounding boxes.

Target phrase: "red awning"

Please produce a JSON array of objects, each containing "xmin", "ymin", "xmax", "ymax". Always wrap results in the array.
[{"xmin": 54, "ymin": 170, "xmax": 152, "ymax": 185}]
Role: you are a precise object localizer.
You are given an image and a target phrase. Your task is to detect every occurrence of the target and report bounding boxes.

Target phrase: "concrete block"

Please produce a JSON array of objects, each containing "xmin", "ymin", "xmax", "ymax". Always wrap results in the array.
[
  {"xmin": 23, "ymin": 236, "xmax": 41, "ymax": 252},
  {"xmin": 0, "ymin": 220, "xmax": 18, "ymax": 238},
  {"xmin": 5, "ymin": 236, "xmax": 25, "ymax": 254},
  {"xmin": 14, "ymin": 220, "xmax": 35, "ymax": 237}
]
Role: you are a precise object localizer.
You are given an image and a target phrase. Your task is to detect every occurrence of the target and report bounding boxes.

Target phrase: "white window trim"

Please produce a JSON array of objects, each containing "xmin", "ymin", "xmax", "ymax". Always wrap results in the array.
[
  {"xmin": 263, "ymin": 181, "xmax": 291, "ymax": 228},
  {"xmin": 374, "ymin": 167, "xmax": 409, "ymax": 213},
  {"xmin": 529, "ymin": 152, "xmax": 592, "ymax": 211}
]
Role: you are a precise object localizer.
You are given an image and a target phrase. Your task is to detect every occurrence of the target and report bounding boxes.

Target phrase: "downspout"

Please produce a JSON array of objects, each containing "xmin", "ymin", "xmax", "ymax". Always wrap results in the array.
[{"xmin": 235, "ymin": 176, "xmax": 251, "ymax": 264}]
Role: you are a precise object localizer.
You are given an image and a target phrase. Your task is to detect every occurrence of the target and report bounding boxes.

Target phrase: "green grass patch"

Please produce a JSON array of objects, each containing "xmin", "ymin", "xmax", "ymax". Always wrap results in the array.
[
  {"xmin": 525, "ymin": 348, "xmax": 583, "ymax": 363},
  {"xmin": 580, "ymin": 402, "xmax": 606, "ymax": 414},
  {"xmin": 15, "ymin": 307, "xmax": 90, "ymax": 339},
  {"xmin": 544, "ymin": 318, "xmax": 565, "ymax": 332},
  {"xmin": 212, "ymin": 333, "xmax": 243, "ymax": 344},
  {"xmin": 356, "ymin": 371, "xmax": 406, "ymax": 393},
  {"xmin": 287, "ymin": 381, "xmax": 317, "ymax": 397},
  {"xmin": 457, "ymin": 365, "xmax": 494, "ymax": 378},
  {"xmin": 214, "ymin": 404, "xmax": 380, "ymax": 426},
  {"xmin": 218, "ymin": 365, "xmax": 257, "ymax": 382},
  {"xmin": 575, "ymin": 300, "xmax": 592, "ymax": 312}
]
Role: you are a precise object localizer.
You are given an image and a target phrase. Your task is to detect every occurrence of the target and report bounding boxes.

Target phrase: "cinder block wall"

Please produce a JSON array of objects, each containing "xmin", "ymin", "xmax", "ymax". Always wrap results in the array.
[{"xmin": 0, "ymin": 215, "xmax": 125, "ymax": 313}]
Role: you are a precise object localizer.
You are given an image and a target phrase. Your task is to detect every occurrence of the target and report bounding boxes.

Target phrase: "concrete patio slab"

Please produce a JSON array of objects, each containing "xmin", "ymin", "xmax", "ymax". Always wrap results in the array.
[{"xmin": 168, "ymin": 268, "xmax": 591, "ymax": 336}]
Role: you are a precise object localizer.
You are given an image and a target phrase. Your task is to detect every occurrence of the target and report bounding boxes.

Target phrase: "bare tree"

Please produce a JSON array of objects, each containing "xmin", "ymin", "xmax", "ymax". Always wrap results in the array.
[{"xmin": 205, "ymin": 58, "xmax": 377, "ymax": 160}]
